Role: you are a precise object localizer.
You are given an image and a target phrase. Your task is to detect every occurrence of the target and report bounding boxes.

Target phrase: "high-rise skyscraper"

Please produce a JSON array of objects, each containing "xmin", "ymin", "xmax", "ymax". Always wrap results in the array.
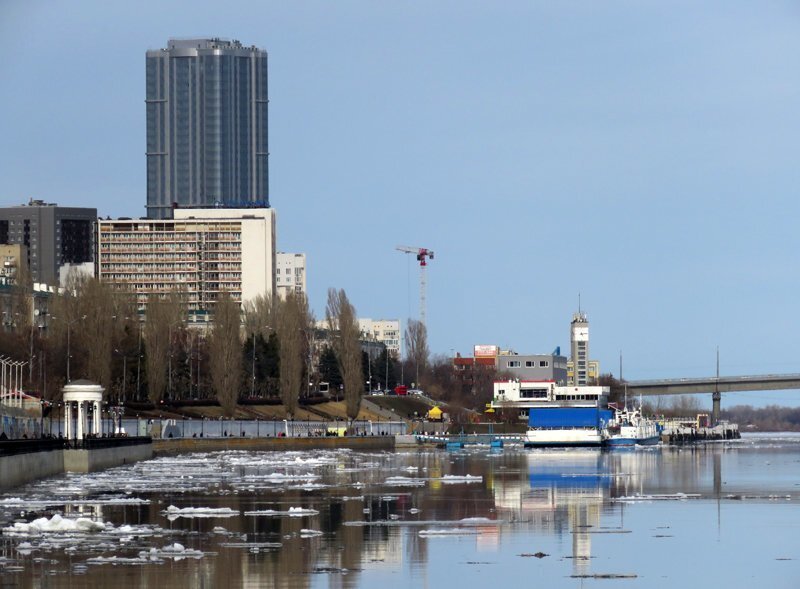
[{"xmin": 146, "ymin": 38, "xmax": 269, "ymax": 219}]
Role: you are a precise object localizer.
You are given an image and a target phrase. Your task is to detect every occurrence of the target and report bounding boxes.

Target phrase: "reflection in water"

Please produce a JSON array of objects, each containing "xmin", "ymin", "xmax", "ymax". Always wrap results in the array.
[{"xmin": 1, "ymin": 438, "xmax": 799, "ymax": 587}]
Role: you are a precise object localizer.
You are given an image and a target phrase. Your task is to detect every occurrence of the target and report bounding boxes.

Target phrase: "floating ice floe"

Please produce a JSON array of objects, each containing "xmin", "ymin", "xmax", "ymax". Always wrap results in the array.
[
  {"xmin": 244, "ymin": 507, "xmax": 319, "ymax": 517},
  {"xmin": 139, "ymin": 543, "xmax": 204, "ymax": 561},
  {"xmin": 437, "ymin": 475, "xmax": 482, "ymax": 484},
  {"xmin": 342, "ymin": 496, "xmax": 364, "ymax": 502},
  {"xmin": 300, "ymin": 529, "xmax": 324, "ymax": 537},
  {"xmin": 3, "ymin": 514, "xmax": 108, "ymax": 535},
  {"xmin": 164, "ymin": 505, "xmax": 239, "ymax": 519},
  {"xmin": 409, "ymin": 508, "xmax": 421, "ymax": 515},
  {"xmin": 384, "ymin": 477, "xmax": 427, "ymax": 487},
  {"xmin": 344, "ymin": 517, "xmax": 503, "ymax": 528},
  {"xmin": 418, "ymin": 528, "xmax": 480, "ymax": 537},
  {"xmin": 613, "ymin": 493, "xmax": 702, "ymax": 503},
  {"xmin": 219, "ymin": 542, "xmax": 283, "ymax": 549},
  {"xmin": 0, "ymin": 496, "xmax": 151, "ymax": 507},
  {"xmin": 86, "ymin": 555, "xmax": 153, "ymax": 566}
]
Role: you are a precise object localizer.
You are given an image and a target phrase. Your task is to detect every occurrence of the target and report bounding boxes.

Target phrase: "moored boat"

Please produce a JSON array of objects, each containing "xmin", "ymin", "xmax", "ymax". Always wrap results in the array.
[
  {"xmin": 524, "ymin": 406, "xmax": 613, "ymax": 448},
  {"xmin": 604, "ymin": 406, "xmax": 660, "ymax": 447}
]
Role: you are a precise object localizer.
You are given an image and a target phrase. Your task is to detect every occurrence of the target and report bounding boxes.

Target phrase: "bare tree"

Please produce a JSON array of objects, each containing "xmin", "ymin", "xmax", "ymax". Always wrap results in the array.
[
  {"xmin": 209, "ymin": 291, "xmax": 243, "ymax": 416},
  {"xmin": 325, "ymin": 288, "xmax": 362, "ymax": 422},
  {"xmin": 143, "ymin": 294, "xmax": 183, "ymax": 405},
  {"xmin": 405, "ymin": 318, "xmax": 429, "ymax": 388},
  {"xmin": 77, "ymin": 278, "xmax": 118, "ymax": 391},
  {"xmin": 276, "ymin": 292, "xmax": 310, "ymax": 418},
  {"xmin": 243, "ymin": 292, "xmax": 279, "ymax": 338}
]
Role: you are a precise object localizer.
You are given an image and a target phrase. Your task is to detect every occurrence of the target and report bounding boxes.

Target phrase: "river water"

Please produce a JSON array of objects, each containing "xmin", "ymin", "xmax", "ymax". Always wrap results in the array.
[{"xmin": 1, "ymin": 433, "xmax": 798, "ymax": 588}]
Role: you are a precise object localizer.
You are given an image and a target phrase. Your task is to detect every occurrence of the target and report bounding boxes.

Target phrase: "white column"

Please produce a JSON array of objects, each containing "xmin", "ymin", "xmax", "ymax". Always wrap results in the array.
[
  {"xmin": 77, "ymin": 402, "xmax": 84, "ymax": 440},
  {"xmin": 64, "ymin": 403, "xmax": 71, "ymax": 438},
  {"xmin": 93, "ymin": 401, "xmax": 101, "ymax": 435}
]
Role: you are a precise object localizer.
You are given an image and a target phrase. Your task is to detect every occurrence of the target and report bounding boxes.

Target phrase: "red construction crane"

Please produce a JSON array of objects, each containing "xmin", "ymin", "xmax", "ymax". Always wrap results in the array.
[{"xmin": 396, "ymin": 245, "xmax": 435, "ymax": 327}]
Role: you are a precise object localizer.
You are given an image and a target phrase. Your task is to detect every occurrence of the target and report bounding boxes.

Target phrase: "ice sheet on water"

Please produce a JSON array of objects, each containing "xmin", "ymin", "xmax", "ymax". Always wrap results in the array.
[
  {"xmin": 300, "ymin": 529, "xmax": 324, "ymax": 537},
  {"xmin": 164, "ymin": 505, "xmax": 238, "ymax": 519},
  {"xmin": 244, "ymin": 507, "xmax": 319, "ymax": 517}
]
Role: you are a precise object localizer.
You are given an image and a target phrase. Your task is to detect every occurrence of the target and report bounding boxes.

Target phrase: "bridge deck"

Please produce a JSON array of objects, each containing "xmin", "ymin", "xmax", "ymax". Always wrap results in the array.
[{"xmin": 626, "ymin": 373, "xmax": 800, "ymax": 395}]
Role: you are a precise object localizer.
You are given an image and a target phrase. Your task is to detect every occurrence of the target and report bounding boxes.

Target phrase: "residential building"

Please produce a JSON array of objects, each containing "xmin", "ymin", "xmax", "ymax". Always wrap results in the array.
[
  {"xmin": 357, "ymin": 319, "xmax": 401, "ymax": 356},
  {"xmin": 0, "ymin": 200, "xmax": 96, "ymax": 286},
  {"xmin": 146, "ymin": 38, "xmax": 269, "ymax": 219},
  {"xmin": 275, "ymin": 252, "xmax": 306, "ymax": 299},
  {"xmin": 97, "ymin": 208, "xmax": 275, "ymax": 320}
]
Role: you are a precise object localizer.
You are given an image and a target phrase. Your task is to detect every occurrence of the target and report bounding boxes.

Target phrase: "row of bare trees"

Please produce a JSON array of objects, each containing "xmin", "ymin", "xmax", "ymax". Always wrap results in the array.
[{"xmin": 0, "ymin": 276, "xmax": 368, "ymax": 420}]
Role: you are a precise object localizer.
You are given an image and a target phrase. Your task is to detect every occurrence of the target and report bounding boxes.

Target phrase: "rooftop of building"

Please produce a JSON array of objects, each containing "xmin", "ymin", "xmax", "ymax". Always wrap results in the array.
[{"xmin": 150, "ymin": 38, "xmax": 265, "ymax": 54}]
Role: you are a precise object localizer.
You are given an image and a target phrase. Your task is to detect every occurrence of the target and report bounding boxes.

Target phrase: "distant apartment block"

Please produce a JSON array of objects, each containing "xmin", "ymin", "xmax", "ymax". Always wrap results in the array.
[
  {"xmin": 97, "ymin": 208, "xmax": 275, "ymax": 320},
  {"xmin": 357, "ymin": 319, "xmax": 401, "ymax": 356},
  {"xmin": 275, "ymin": 252, "xmax": 306, "ymax": 299},
  {"xmin": 0, "ymin": 200, "xmax": 96, "ymax": 286}
]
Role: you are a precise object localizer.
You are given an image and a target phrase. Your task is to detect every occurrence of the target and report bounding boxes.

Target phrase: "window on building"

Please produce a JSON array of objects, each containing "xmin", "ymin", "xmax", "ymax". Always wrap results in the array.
[
  {"xmin": 507, "ymin": 361, "xmax": 520, "ymax": 368},
  {"xmin": 539, "ymin": 360, "xmax": 549, "ymax": 367}
]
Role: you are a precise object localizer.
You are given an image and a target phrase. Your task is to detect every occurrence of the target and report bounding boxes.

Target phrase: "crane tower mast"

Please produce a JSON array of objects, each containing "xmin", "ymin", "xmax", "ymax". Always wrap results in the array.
[{"xmin": 396, "ymin": 245, "xmax": 434, "ymax": 327}]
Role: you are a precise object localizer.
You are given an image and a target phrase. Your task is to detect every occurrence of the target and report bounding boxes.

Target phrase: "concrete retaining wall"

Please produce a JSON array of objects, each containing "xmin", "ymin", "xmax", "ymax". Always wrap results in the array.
[
  {"xmin": 64, "ymin": 443, "xmax": 154, "ymax": 473},
  {"xmin": 154, "ymin": 435, "xmax": 395, "ymax": 455},
  {"xmin": 0, "ymin": 441, "xmax": 154, "ymax": 490},
  {"xmin": 0, "ymin": 450, "xmax": 64, "ymax": 491}
]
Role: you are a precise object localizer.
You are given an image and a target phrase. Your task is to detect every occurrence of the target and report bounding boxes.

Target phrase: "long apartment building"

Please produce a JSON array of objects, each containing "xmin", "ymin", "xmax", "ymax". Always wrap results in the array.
[{"xmin": 97, "ymin": 208, "xmax": 275, "ymax": 319}]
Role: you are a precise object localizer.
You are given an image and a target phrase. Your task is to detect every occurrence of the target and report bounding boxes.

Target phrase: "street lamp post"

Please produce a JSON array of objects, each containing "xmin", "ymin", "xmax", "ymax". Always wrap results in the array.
[
  {"xmin": 114, "ymin": 349, "xmax": 128, "ymax": 405},
  {"xmin": 52, "ymin": 315, "xmax": 86, "ymax": 383}
]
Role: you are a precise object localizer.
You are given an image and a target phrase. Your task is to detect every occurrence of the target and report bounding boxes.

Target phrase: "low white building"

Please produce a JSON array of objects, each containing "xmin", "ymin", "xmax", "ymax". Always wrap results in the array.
[
  {"xmin": 492, "ymin": 381, "xmax": 608, "ymax": 408},
  {"xmin": 97, "ymin": 208, "xmax": 276, "ymax": 319},
  {"xmin": 275, "ymin": 252, "xmax": 306, "ymax": 299}
]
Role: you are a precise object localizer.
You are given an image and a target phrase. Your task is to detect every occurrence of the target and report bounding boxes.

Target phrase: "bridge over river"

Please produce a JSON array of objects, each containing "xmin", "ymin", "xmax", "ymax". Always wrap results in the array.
[{"xmin": 625, "ymin": 373, "xmax": 800, "ymax": 423}]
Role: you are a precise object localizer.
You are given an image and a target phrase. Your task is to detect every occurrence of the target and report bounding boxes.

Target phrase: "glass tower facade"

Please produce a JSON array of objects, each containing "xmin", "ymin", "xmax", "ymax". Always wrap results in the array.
[{"xmin": 146, "ymin": 38, "xmax": 269, "ymax": 219}]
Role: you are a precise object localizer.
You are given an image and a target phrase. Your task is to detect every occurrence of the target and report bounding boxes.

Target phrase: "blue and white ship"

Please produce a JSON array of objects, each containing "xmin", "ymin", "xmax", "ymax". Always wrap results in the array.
[
  {"xmin": 604, "ymin": 405, "xmax": 661, "ymax": 447},
  {"xmin": 492, "ymin": 381, "xmax": 614, "ymax": 448}
]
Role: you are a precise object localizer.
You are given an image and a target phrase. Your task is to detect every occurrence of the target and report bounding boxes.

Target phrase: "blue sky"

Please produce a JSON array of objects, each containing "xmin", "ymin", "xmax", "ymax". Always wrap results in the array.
[{"xmin": 1, "ymin": 1, "xmax": 799, "ymax": 407}]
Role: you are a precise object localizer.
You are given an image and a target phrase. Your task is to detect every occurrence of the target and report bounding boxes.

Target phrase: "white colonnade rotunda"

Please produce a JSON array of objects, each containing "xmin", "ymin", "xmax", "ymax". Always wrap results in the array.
[{"xmin": 62, "ymin": 380, "xmax": 104, "ymax": 439}]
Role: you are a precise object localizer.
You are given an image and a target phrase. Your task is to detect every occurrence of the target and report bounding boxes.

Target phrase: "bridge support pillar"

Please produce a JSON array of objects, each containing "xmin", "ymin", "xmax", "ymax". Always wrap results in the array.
[{"xmin": 712, "ymin": 391, "xmax": 721, "ymax": 426}]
